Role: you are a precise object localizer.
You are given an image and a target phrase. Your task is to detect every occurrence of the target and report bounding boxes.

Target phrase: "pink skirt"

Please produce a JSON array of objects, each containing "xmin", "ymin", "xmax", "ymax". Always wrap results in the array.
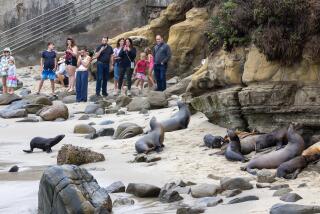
[{"xmin": 135, "ymin": 72, "xmax": 146, "ymax": 80}]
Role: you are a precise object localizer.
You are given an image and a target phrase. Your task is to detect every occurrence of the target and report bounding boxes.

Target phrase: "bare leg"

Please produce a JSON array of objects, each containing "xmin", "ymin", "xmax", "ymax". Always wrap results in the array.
[
  {"xmin": 2, "ymin": 77, "xmax": 7, "ymax": 94},
  {"xmin": 67, "ymin": 65, "xmax": 76, "ymax": 91},
  {"xmin": 37, "ymin": 80, "xmax": 44, "ymax": 94},
  {"xmin": 140, "ymin": 80, "xmax": 144, "ymax": 90},
  {"xmin": 50, "ymin": 80, "xmax": 55, "ymax": 94},
  {"xmin": 57, "ymin": 74, "xmax": 65, "ymax": 87},
  {"xmin": 148, "ymin": 69, "xmax": 154, "ymax": 88}
]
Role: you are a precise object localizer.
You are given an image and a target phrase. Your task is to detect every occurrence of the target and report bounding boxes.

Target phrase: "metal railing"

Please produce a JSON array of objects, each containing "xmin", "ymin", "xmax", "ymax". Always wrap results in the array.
[{"xmin": 0, "ymin": 0, "xmax": 127, "ymax": 53}]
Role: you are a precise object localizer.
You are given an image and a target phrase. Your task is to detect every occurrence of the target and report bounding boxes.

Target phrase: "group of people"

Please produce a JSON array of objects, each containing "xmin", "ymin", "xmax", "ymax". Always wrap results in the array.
[
  {"xmin": 0, "ymin": 48, "xmax": 18, "ymax": 94},
  {"xmin": 32, "ymin": 34, "xmax": 171, "ymax": 102}
]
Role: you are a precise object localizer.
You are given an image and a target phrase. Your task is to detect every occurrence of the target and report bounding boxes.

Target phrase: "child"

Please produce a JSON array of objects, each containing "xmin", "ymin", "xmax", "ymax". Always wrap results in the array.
[
  {"xmin": 6, "ymin": 59, "xmax": 17, "ymax": 94},
  {"xmin": 134, "ymin": 52, "xmax": 149, "ymax": 93},
  {"xmin": 145, "ymin": 47, "xmax": 155, "ymax": 88}
]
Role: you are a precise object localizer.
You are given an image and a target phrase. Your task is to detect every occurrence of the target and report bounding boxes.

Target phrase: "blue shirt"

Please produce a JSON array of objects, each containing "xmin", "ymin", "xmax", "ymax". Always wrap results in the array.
[
  {"xmin": 42, "ymin": 50, "xmax": 56, "ymax": 70},
  {"xmin": 96, "ymin": 45, "xmax": 114, "ymax": 64}
]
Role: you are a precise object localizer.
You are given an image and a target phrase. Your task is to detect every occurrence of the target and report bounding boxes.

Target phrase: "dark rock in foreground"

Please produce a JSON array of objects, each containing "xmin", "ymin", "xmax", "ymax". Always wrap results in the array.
[
  {"xmin": 176, "ymin": 207, "xmax": 205, "ymax": 214},
  {"xmin": 270, "ymin": 203, "xmax": 320, "ymax": 214},
  {"xmin": 106, "ymin": 181, "xmax": 126, "ymax": 193},
  {"xmin": 159, "ymin": 182, "xmax": 183, "ymax": 203},
  {"xmin": 126, "ymin": 183, "xmax": 161, "ymax": 198}
]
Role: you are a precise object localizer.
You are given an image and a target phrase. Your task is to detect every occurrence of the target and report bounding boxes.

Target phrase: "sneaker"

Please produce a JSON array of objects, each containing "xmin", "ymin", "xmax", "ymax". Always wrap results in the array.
[{"xmin": 127, "ymin": 90, "xmax": 132, "ymax": 96}]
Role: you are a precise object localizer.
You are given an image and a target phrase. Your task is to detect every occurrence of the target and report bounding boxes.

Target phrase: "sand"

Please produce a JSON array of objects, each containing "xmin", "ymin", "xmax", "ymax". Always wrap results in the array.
[{"xmin": 0, "ymin": 66, "xmax": 319, "ymax": 213}]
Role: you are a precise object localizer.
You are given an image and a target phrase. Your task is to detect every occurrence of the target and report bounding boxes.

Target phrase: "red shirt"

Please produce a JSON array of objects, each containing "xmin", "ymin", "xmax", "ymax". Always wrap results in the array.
[{"xmin": 136, "ymin": 60, "xmax": 149, "ymax": 74}]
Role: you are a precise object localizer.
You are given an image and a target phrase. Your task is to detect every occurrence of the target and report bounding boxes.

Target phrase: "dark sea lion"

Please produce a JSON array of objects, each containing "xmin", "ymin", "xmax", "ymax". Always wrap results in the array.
[
  {"xmin": 255, "ymin": 127, "xmax": 288, "ymax": 152},
  {"xmin": 225, "ymin": 130, "xmax": 248, "ymax": 162},
  {"xmin": 8, "ymin": 165, "xmax": 19, "ymax": 172},
  {"xmin": 135, "ymin": 117, "xmax": 165, "ymax": 154},
  {"xmin": 241, "ymin": 125, "xmax": 305, "ymax": 174},
  {"xmin": 240, "ymin": 135, "xmax": 262, "ymax": 155},
  {"xmin": 23, "ymin": 134, "xmax": 65, "ymax": 153},
  {"xmin": 276, "ymin": 154, "xmax": 320, "ymax": 179},
  {"xmin": 160, "ymin": 101, "xmax": 191, "ymax": 132},
  {"xmin": 203, "ymin": 134, "xmax": 228, "ymax": 149}
]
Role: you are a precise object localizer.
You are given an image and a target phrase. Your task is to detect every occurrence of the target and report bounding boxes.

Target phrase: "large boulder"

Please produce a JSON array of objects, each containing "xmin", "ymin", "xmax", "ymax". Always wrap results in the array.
[
  {"xmin": 57, "ymin": 144, "xmax": 105, "ymax": 165},
  {"xmin": 165, "ymin": 76, "xmax": 192, "ymax": 96},
  {"xmin": 159, "ymin": 182, "xmax": 184, "ymax": 203},
  {"xmin": 62, "ymin": 95, "xmax": 76, "ymax": 104},
  {"xmin": 0, "ymin": 100, "xmax": 28, "ymax": 118},
  {"xmin": 147, "ymin": 91, "xmax": 168, "ymax": 109},
  {"xmin": 74, "ymin": 124, "xmax": 96, "ymax": 134},
  {"xmin": 190, "ymin": 184, "xmax": 221, "ymax": 198},
  {"xmin": 270, "ymin": 203, "xmax": 320, "ymax": 214},
  {"xmin": 126, "ymin": 183, "xmax": 161, "ymax": 198},
  {"xmin": 113, "ymin": 123, "xmax": 143, "ymax": 139},
  {"xmin": 39, "ymin": 102, "xmax": 69, "ymax": 121},
  {"xmin": 0, "ymin": 93, "xmax": 21, "ymax": 105},
  {"xmin": 127, "ymin": 97, "xmax": 150, "ymax": 111},
  {"xmin": 38, "ymin": 165, "xmax": 112, "ymax": 214}
]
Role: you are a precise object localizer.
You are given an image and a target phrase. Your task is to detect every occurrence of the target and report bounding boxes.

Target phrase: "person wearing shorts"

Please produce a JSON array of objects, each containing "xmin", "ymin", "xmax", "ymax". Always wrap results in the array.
[
  {"xmin": 133, "ymin": 52, "xmax": 149, "ymax": 94},
  {"xmin": 37, "ymin": 42, "xmax": 57, "ymax": 95}
]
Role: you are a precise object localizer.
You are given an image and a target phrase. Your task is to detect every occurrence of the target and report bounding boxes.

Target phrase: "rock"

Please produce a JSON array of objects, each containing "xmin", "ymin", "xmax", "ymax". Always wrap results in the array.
[
  {"xmin": 165, "ymin": 76, "xmax": 192, "ymax": 96},
  {"xmin": 270, "ymin": 184, "xmax": 290, "ymax": 190},
  {"xmin": 270, "ymin": 203, "xmax": 320, "ymax": 214},
  {"xmin": 298, "ymin": 183, "xmax": 307, "ymax": 188},
  {"xmin": 159, "ymin": 182, "xmax": 184, "ymax": 203},
  {"xmin": 0, "ymin": 108, "xmax": 27, "ymax": 118},
  {"xmin": 74, "ymin": 124, "xmax": 96, "ymax": 134},
  {"xmin": 84, "ymin": 104, "xmax": 104, "ymax": 115},
  {"xmin": 0, "ymin": 93, "xmax": 21, "ymax": 105},
  {"xmin": 16, "ymin": 117, "xmax": 39, "ymax": 122},
  {"xmin": 130, "ymin": 36, "xmax": 149, "ymax": 47},
  {"xmin": 167, "ymin": 76, "xmax": 180, "ymax": 86},
  {"xmin": 174, "ymin": 186, "xmax": 191, "ymax": 194},
  {"xmin": 57, "ymin": 144, "xmax": 105, "ymax": 165},
  {"xmin": 116, "ymin": 95, "xmax": 132, "ymax": 107},
  {"xmin": 127, "ymin": 97, "xmax": 150, "ymax": 111},
  {"xmin": 78, "ymin": 115, "xmax": 90, "ymax": 120},
  {"xmin": 256, "ymin": 183, "xmax": 271, "ymax": 189},
  {"xmin": 19, "ymin": 88, "xmax": 31, "ymax": 97},
  {"xmin": 134, "ymin": 154, "xmax": 147, "ymax": 162},
  {"xmin": 95, "ymin": 108, "xmax": 105, "ymax": 115},
  {"xmin": 207, "ymin": 174, "xmax": 222, "ymax": 180},
  {"xmin": 99, "ymin": 120, "xmax": 114, "ymax": 125},
  {"xmin": 113, "ymin": 197, "xmax": 135, "ymax": 207},
  {"xmin": 105, "ymin": 181, "xmax": 126, "ymax": 193},
  {"xmin": 38, "ymin": 165, "xmax": 112, "ymax": 213},
  {"xmin": 113, "ymin": 123, "xmax": 143, "ymax": 139},
  {"xmin": 89, "ymin": 94, "xmax": 103, "ymax": 102},
  {"xmin": 95, "ymin": 100, "xmax": 112, "ymax": 108},
  {"xmin": 116, "ymin": 110, "xmax": 126, "ymax": 115},
  {"xmin": 196, "ymin": 197, "xmax": 223, "ymax": 207},
  {"xmin": 147, "ymin": 91, "xmax": 168, "ymax": 109},
  {"xmin": 96, "ymin": 128, "xmax": 115, "ymax": 137},
  {"xmin": 176, "ymin": 207, "xmax": 205, "ymax": 214},
  {"xmin": 85, "ymin": 133, "xmax": 99, "ymax": 140},
  {"xmin": 62, "ymin": 95, "xmax": 76, "ymax": 104},
  {"xmin": 126, "ymin": 183, "xmax": 161, "ymax": 198},
  {"xmin": 56, "ymin": 91, "xmax": 75, "ymax": 100},
  {"xmin": 228, "ymin": 195, "xmax": 259, "ymax": 204},
  {"xmin": 139, "ymin": 108, "xmax": 149, "ymax": 114},
  {"xmin": 146, "ymin": 155, "xmax": 162, "ymax": 163},
  {"xmin": 34, "ymin": 96, "xmax": 52, "ymax": 106},
  {"xmin": 105, "ymin": 108, "xmax": 119, "ymax": 114},
  {"xmin": 221, "ymin": 189, "xmax": 242, "ymax": 198},
  {"xmin": 273, "ymin": 188, "xmax": 293, "ymax": 197},
  {"xmin": 190, "ymin": 184, "xmax": 221, "ymax": 198},
  {"xmin": 8, "ymin": 165, "xmax": 19, "ymax": 172},
  {"xmin": 39, "ymin": 102, "xmax": 69, "ymax": 121},
  {"xmin": 257, "ymin": 170, "xmax": 276, "ymax": 183},
  {"xmin": 280, "ymin": 193, "xmax": 303, "ymax": 202},
  {"xmin": 220, "ymin": 177, "xmax": 253, "ymax": 191}
]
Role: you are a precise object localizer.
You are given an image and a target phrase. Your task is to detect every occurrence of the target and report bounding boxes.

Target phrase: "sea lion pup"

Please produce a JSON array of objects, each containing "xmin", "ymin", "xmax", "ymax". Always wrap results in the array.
[
  {"xmin": 241, "ymin": 124, "xmax": 305, "ymax": 175},
  {"xmin": 135, "ymin": 117, "xmax": 164, "ymax": 154},
  {"xmin": 160, "ymin": 101, "xmax": 191, "ymax": 132},
  {"xmin": 225, "ymin": 129, "xmax": 248, "ymax": 162},
  {"xmin": 276, "ymin": 154, "xmax": 320, "ymax": 179},
  {"xmin": 23, "ymin": 134, "xmax": 65, "ymax": 153},
  {"xmin": 203, "ymin": 134, "xmax": 228, "ymax": 149},
  {"xmin": 255, "ymin": 127, "xmax": 288, "ymax": 152}
]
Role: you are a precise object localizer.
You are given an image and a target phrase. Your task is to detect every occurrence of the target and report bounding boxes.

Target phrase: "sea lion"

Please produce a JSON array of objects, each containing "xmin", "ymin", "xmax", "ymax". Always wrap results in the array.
[
  {"xmin": 276, "ymin": 154, "xmax": 320, "ymax": 179},
  {"xmin": 240, "ymin": 135, "xmax": 262, "ymax": 155},
  {"xmin": 225, "ymin": 129, "xmax": 248, "ymax": 162},
  {"xmin": 203, "ymin": 134, "xmax": 228, "ymax": 149},
  {"xmin": 160, "ymin": 101, "xmax": 191, "ymax": 132},
  {"xmin": 302, "ymin": 142, "xmax": 320, "ymax": 156},
  {"xmin": 23, "ymin": 134, "xmax": 65, "ymax": 153},
  {"xmin": 241, "ymin": 125, "xmax": 305, "ymax": 174},
  {"xmin": 135, "ymin": 117, "xmax": 165, "ymax": 154},
  {"xmin": 8, "ymin": 165, "xmax": 19, "ymax": 172},
  {"xmin": 255, "ymin": 127, "xmax": 288, "ymax": 152}
]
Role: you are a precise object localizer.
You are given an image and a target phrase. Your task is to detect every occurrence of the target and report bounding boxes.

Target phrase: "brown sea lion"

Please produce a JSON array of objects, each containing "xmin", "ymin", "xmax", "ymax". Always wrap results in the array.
[
  {"xmin": 135, "ymin": 117, "xmax": 165, "ymax": 154},
  {"xmin": 255, "ymin": 127, "xmax": 288, "ymax": 152},
  {"xmin": 225, "ymin": 130, "xmax": 248, "ymax": 162},
  {"xmin": 240, "ymin": 135, "xmax": 262, "ymax": 155},
  {"xmin": 276, "ymin": 154, "xmax": 320, "ymax": 179},
  {"xmin": 160, "ymin": 101, "xmax": 191, "ymax": 132},
  {"xmin": 241, "ymin": 124, "xmax": 305, "ymax": 175},
  {"xmin": 302, "ymin": 142, "xmax": 320, "ymax": 156}
]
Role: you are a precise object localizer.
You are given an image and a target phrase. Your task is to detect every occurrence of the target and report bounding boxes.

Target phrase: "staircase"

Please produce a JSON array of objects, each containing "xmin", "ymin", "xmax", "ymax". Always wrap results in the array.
[{"xmin": 0, "ymin": 0, "xmax": 127, "ymax": 53}]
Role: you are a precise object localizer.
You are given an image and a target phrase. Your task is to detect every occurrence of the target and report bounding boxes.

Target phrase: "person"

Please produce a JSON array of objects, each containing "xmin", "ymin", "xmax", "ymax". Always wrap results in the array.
[
  {"xmin": 0, "ymin": 47, "xmax": 14, "ymax": 94},
  {"xmin": 6, "ymin": 58, "xmax": 17, "ymax": 94},
  {"xmin": 145, "ymin": 47, "xmax": 155, "ymax": 88},
  {"xmin": 113, "ymin": 38, "xmax": 125, "ymax": 95},
  {"xmin": 65, "ymin": 37, "xmax": 78, "ymax": 92},
  {"xmin": 37, "ymin": 42, "xmax": 57, "ymax": 95},
  {"xmin": 153, "ymin": 35, "xmax": 171, "ymax": 91},
  {"xmin": 56, "ymin": 57, "xmax": 68, "ymax": 87},
  {"xmin": 76, "ymin": 48, "xmax": 91, "ymax": 102},
  {"xmin": 118, "ymin": 38, "xmax": 136, "ymax": 96},
  {"xmin": 95, "ymin": 36, "xmax": 114, "ymax": 97},
  {"xmin": 133, "ymin": 52, "xmax": 149, "ymax": 94}
]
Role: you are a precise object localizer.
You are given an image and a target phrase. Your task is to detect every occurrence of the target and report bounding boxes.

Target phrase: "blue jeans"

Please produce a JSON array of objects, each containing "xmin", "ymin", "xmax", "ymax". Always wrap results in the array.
[
  {"xmin": 154, "ymin": 64, "xmax": 167, "ymax": 91},
  {"xmin": 96, "ymin": 62, "xmax": 109, "ymax": 96},
  {"xmin": 76, "ymin": 71, "xmax": 88, "ymax": 102}
]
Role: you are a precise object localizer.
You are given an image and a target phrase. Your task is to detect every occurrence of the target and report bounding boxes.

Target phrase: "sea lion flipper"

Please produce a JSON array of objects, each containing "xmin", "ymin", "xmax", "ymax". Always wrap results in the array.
[{"xmin": 23, "ymin": 150, "xmax": 33, "ymax": 153}]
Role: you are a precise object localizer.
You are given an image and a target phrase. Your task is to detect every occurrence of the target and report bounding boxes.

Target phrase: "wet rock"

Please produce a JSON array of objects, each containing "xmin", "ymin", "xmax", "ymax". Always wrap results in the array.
[
  {"xmin": 38, "ymin": 165, "xmax": 112, "ymax": 213},
  {"xmin": 113, "ymin": 123, "xmax": 143, "ymax": 139},
  {"xmin": 16, "ymin": 117, "xmax": 39, "ymax": 122},
  {"xmin": 99, "ymin": 120, "xmax": 114, "ymax": 125},
  {"xmin": 196, "ymin": 197, "xmax": 223, "ymax": 207},
  {"xmin": 113, "ymin": 197, "xmax": 135, "ymax": 207},
  {"xmin": 39, "ymin": 102, "xmax": 69, "ymax": 121},
  {"xmin": 106, "ymin": 181, "xmax": 126, "ymax": 193},
  {"xmin": 62, "ymin": 95, "xmax": 76, "ymax": 104},
  {"xmin": 74, "ymin": 124, "xmax": 96, "ymax": 134},
  {"xmin": 280, "ymin": 193, "xmax": 303, "ymax": 202},
  {"xmin": 270, "ymin": 203, "xmax": 320, "ymax": 214},
  {"xmin": 34, "ymin": 96, "xmax": 52, "ymax": 106},
  {"xmin": 176, "ymin": 207, "xmax": 205, "ymax": 214},
  {"xmin": 159, "ymin": 182, "xmax": 184, "ymax": 203},
  {"xmin": 257, "ymin": 170, "xmax": 276, "ymax": 183},
  {"xmin": 84, "ymin": 104, "xmax": 104, "ymax": 115},
  {"xmin": 270, "ymin": 184, "xmax": 289, "ymax": 190},
  {"xmin": 191, "ymin": 184, "xmax": 221, "ymax": 198},
  {"xmin": 127, "ymin": 97, "xmax": 150, "ymax": 111},
  {"xmin": 147, "ymin": 91, "xmax": 168, "ymax": 109},
  {"xmin": 57, "ymin": 144, "xmax": 105, "ymax": 165},
  {"xmin": 228, "ymin": 195, "xmax": 259, "ymax": 204},
  {"xmin": 0, "ymin": 93, "xmax": 21, "ymax": 105},
  {"xmin": 273, "ymin": 188, "xmax": 293, "ymax": 197},
  {"xmin": 78, "ymin": 114, "xmax": 90, "ymax": 120},
  {"xmin": 116, "ymin": 95, "xmax": 132, "ymax": 107},
  {"xmin": 220, "ymin": 177, "xmax": 253, "ymax": 191},
  {"xmin": 126, "ymin": 183, "xmax": 161, "ymax": 198},
  {"xmin": 221, "ymin": 189, "xmax": 242, "ymax": 198},
  {"xmin": 8, "ymin": 165, "xmax": 19, "ymax": 172}
]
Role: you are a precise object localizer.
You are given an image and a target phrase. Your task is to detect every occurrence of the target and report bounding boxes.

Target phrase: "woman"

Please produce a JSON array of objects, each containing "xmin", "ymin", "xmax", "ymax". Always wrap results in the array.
[
  {"xmin": 118, "ymin": 38, "xmax": 136, "ymax": 96},
  {"xmin": 65, "ymin": 38, "xmax": 78, "ymax": 92},
  {"xmin": 76, "ymin": 48, "xmax": 91, "ymax": 102},
  {"xmin": 113, "ymin": 38, "xmax": 124, "ymax": 95},
  {"xmin": 0, "ymin": 47, "xmax": 14, "ymax": 94}
]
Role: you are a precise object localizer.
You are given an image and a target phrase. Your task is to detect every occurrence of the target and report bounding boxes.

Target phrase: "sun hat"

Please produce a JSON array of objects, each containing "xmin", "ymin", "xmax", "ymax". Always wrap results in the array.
[{"xmin": 3, "ymin": 47, "xmax": 11, "ymax": 54}]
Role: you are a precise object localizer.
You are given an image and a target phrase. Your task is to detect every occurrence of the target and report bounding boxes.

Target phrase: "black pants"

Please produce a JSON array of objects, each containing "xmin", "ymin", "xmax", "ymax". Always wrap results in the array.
[{"xmin": 118, "ymin": 66, "xmax": 133, "ymax": 91}]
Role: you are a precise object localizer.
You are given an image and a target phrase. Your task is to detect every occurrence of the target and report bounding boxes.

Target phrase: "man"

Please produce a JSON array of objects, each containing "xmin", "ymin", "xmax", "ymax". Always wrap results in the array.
[
  {"xmin": 95, "ymin": 37, "xmax": 114, "ymax": 97},
  {"xmin": 153, "ymin": 35, "xmax": 171, "ymax": 91},
  {"xmin": 37, "ymin": 42, "xmax": 57, "ymax": 95}
]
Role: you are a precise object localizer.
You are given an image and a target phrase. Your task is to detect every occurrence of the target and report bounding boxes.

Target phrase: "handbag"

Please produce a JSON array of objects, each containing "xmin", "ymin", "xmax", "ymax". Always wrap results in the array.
[{"xmin": 125, "ymin": 50, "xmax": 135, "ymax": 69}]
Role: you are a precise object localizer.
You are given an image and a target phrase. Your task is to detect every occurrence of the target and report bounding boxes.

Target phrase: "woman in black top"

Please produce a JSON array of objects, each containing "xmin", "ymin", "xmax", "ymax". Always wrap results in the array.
[
  {"xmin": 118, "ymin": 38, "xmax": 136, "ymax": 96},
  {"xmin": 65, "ymin": 37, "xmax": 78, "ymax": 92}
]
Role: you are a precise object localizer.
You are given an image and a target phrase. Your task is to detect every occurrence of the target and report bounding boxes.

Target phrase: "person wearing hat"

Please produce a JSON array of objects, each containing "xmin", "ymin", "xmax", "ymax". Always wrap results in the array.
[
  {"xmin": 0, "ymin": 47, "xmax": 15, "ymax": 94},
  {"xmin": 56, "ymin": 57, "xmax": 68, "ymax": 88}
]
